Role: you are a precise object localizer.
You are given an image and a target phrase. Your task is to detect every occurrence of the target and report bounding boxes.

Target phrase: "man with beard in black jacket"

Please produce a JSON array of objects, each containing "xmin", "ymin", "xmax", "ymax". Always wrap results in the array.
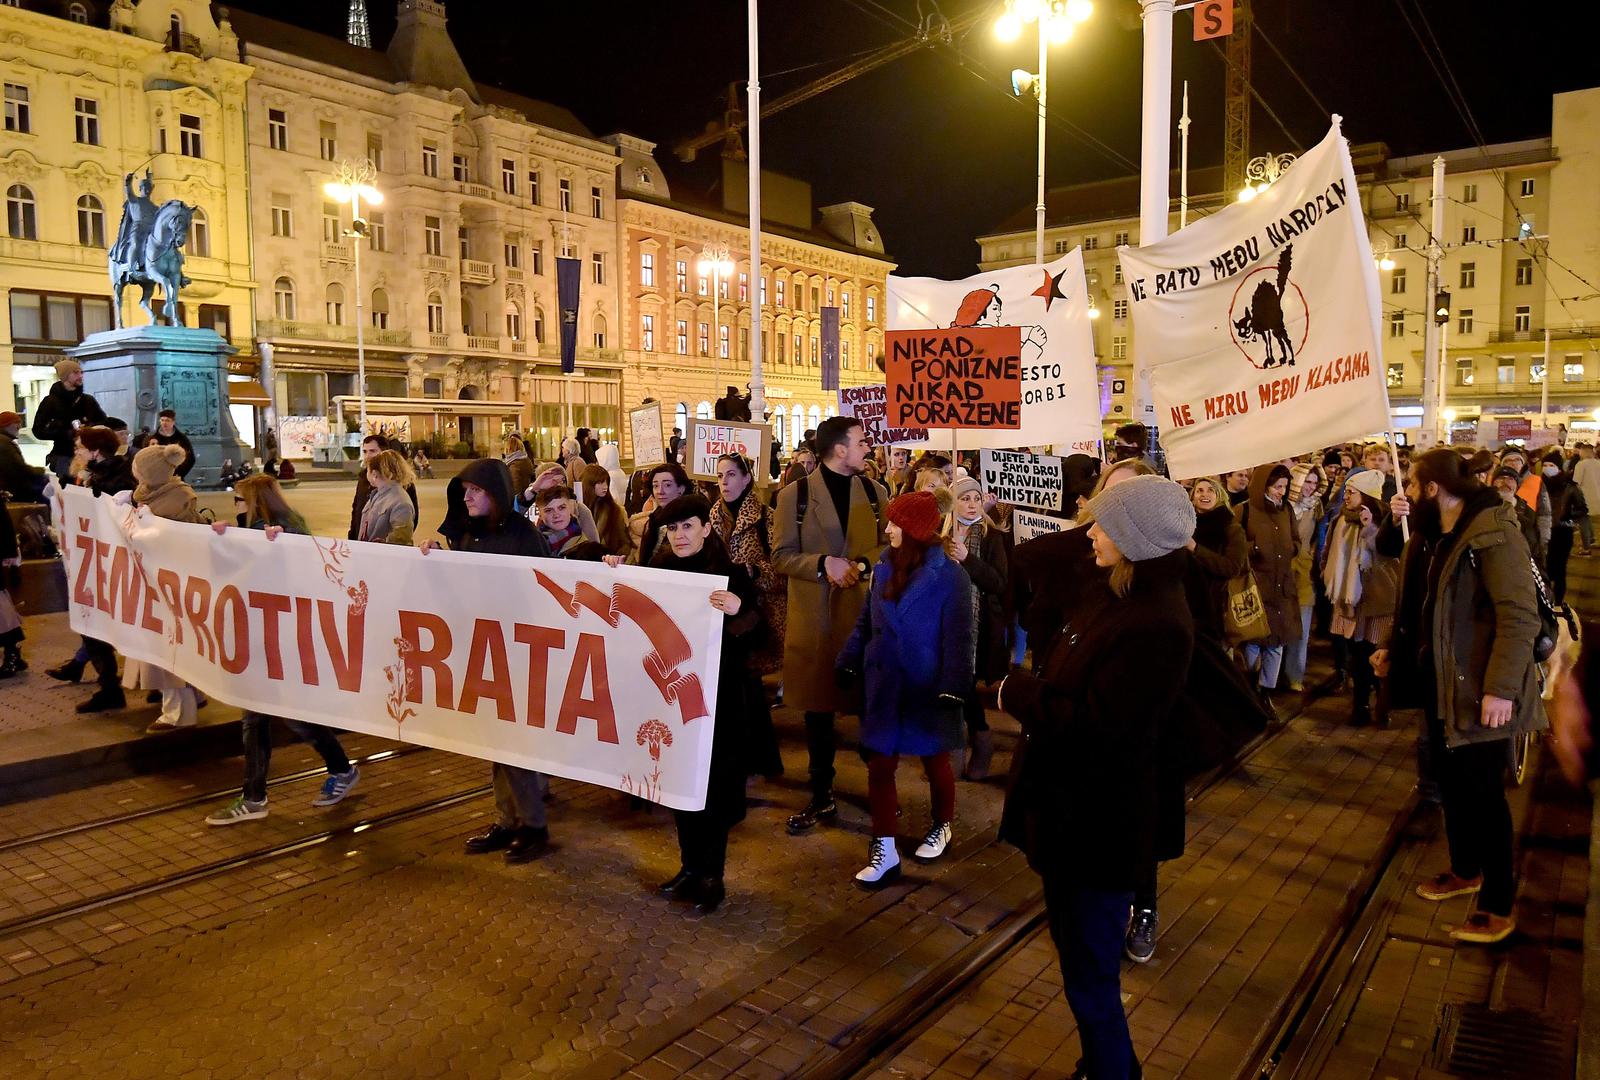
[
  {"xmin": 151, "ymin": 409, "xmax": 196, "ymax": 478},
  {"xmin": 32, "ymin": 360, "xmax": 106, "ymax": 483}
]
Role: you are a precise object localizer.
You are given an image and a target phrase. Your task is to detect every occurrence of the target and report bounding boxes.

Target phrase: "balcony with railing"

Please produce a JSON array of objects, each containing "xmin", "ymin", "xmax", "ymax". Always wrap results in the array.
[
  {"xmin": 320, "ymin": 241, "xmax": 353, "ymax": 266},
  {"xmin": 466, "ymin": 334, "xmax": 502, "ymax": 352},
  {"xmin": 165, "ymin": 30, "xmax": 204, "ymax": 57},
  {"xmin": 461, "ymin": 259, "xmax": 494, "ymax": 286},
  {"xmin": 256, "ymin": 319, "xmax": 411, "ymax": 347},
  {"xmin": 423, "ymin": 255, "xmax": 449, "ymax": 272},
  {"xmin": 457, "ymin": 182, "xmax": 493, "ymax": 201},
  {"xmin": 429, "ymin": 332, "xmax": 450, "ymax": 348},
  {"xmin": 505, "ymin": 267, "xmax": 524, "ymax": 283}
]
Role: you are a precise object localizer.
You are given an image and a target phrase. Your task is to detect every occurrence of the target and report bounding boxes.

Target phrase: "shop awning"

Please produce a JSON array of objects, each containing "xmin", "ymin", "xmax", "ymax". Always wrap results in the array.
[
  {"xmin": 331, "ymin": 395, "xmax": 525, "ymax": 417},
  {"xmin": 227, "ymin": 380, "xmax": 271, "ymax": 406}
]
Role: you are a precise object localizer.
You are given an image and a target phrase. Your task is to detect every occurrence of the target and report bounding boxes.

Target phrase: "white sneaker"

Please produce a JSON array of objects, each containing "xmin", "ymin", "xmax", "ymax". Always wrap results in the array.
[
  {"xmin": 914, "ymin": 821, "xmax": 952, "ymax": 861},
  {"xmin": 854, "ymin": 837, "xmax": 901, "ymax": 888},
  {"xmin": 206, "ymin": 797, "xmax": 268, "ymax": 826}
]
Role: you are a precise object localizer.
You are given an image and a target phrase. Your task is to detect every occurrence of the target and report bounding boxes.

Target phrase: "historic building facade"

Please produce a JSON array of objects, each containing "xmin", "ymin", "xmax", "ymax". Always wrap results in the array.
[
  {"xmin": 977, "ymin": 86, "xmax": 1600, "ymax": 446},
  {"xmin": 614, "ymin": 141, "xmax": 894, "ymax": 457},
  {"xmin": 0, "ymin": 0, "xmax": 256, "ymax": 427},
  {"xmin": 233, "ymin": 0, "xmax": 623, "ymax": 462}
]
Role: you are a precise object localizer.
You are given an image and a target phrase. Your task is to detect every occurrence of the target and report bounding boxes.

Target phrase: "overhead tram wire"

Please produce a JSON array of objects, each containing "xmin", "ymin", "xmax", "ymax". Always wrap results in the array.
[
  {"xmin": 1206, "ymin": 38, "xmax": 1305, "ymax": 154},
  {"xmin": 1252, "ymin": 19, "xmax": 1330, "ymax": 120}
]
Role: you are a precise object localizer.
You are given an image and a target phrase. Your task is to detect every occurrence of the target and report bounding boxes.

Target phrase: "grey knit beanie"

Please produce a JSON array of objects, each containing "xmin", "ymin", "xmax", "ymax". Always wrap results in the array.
[{"xmin": 1086, "ymin": 474, "xmax": 1196, "ymax": 562}]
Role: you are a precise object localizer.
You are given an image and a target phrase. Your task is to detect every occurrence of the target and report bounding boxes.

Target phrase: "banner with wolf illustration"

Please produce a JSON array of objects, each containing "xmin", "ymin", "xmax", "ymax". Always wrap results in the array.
[
  {"xmin": 58, "ymin": 487, "xmax": 726, "ymax": 811},
  {"xmin": 1118, "ymin": 120, "xmax": 1392, "ymax": 479},
  {"xmin": 885, "ymin": 251, "xmax": 1100, "ymax": 454}
]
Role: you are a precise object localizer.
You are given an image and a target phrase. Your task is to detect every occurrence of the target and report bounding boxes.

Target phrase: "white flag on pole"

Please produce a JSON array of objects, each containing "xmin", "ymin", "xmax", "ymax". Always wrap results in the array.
[
  {"xmin": 1118, "ymin": 120, "xmax": 1393, "ymax": 479},
  {"xmin": 886, "ymin": 251, "xmax": 1101, "ymax": 454}
]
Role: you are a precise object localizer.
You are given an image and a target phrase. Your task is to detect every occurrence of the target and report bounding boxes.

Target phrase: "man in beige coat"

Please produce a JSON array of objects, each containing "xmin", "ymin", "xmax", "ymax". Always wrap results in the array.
[{"xmin": 774, "ymin": 416, "xmax": 886, "ymax": 832}]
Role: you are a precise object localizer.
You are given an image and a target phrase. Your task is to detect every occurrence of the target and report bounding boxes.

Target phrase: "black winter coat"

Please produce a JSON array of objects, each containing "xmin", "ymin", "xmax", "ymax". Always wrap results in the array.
[
  {"xmin": 85, "ymin": 454, "xmax": 135, "ymax": 498},
  {"xmin": 151, "ymin": 430, "xmax": 196, "ymax": 478},
  {"xmin": 999, "ymin": 550, "xmax": 1195, "ymax": 890},
  {"xmin": 1011, "ymin": 524, "xmax": 1097, "ymax": 665},
  {"xmin": 438, "ymin": 459, "xmax": 552, "ymax": 559},
  {"xmin": 31, "ymin": 381, "xmax": 106, "ymax": 460},
  {"xmin": 957, "ymin": 522, "xmax": 1010, "ymax": 682},
  {"xmin": 1185, "ymin": 505, "xmax": 1250, "ymax": 643}
]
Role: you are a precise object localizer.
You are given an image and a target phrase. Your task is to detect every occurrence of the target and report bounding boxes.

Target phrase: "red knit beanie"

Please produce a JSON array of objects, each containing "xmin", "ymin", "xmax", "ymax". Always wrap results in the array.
[{"xmin": 886, "ymin": 490, "xmax": 942, "ymax": 544}]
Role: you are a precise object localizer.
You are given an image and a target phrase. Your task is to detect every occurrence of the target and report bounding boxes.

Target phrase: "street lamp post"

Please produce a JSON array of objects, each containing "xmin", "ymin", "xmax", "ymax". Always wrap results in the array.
[
  {"xmin": 325, "ymin": 160, "xmax": 383, "ymax": 433},
  {"xmin": 698, "ymin": 243, "xmax": 735, "ymax": 396},
  {"xmin": 1236, "ymin": 152, "xmax": 1298, "ymax": 202},
  {"xmin": 996, "ymin": 0, "xmax": 1093, "ymax": 265}
]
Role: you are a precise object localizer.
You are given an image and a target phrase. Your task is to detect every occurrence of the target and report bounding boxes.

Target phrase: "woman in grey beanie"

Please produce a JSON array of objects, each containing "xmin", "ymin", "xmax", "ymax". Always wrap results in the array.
[{"xmin": 996, "ymin": 474, "xmax": 1196, "ymax": 1080}]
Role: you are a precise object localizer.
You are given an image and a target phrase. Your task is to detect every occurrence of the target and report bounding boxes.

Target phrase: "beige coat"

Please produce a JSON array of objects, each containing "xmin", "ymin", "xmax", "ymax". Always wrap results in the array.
[
  {"xmin": 124, "ymin": 476, "xmax": 201, "ymax": 690},
  {"xmin": 773, "ymin": 468, "xmax": 887, "ymax": 713}
]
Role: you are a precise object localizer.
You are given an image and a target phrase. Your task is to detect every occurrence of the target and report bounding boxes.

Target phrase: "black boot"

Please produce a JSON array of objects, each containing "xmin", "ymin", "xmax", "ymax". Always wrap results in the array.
[
  {"xmin": 463, "ymin": 823, "xmax": 516, "ymax": 854},
  {"xmin": 0, "ymin": 647, "xmax": 23, "ymax": 679},
  {"xmin": 46, "ymin": 658, "xmax": 84, "ymax": 682},
  {"xmin": 503, "ymin": 826, "xmax": 550, "ymax": 864},
  {"xmin": 657, "ymin": 868, "xmax": 693, "ymax": 897},
  {"xmin": 77, "ymin": 686, "xmax": 126, "ymax": 713},
  {"xmin": 964, "ymin": 730, "xmax": 994, "ymax": 780},
  {"xmin": 682, "ymin": 875, "xmax": 725, "ymax": 913},
  {"xmin": 786, "ymin": 791, "xmax": 838, "ymax": 834}
]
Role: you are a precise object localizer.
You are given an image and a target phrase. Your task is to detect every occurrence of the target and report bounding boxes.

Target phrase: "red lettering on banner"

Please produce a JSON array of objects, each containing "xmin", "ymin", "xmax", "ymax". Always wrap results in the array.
[
  {"xmin": 139, "ymin": 565, "xmax": 163, "ymax": 634},
  {"xmin": 183, "ymin": 577, "xmax": 216, "ymax": 662},
  {"xmin": 107, "ymin": 545, "xmax": 140, "ymax": 626},
  {"xmin": 94, "ymin": 540, "xmax": 112, "ymax": 615},
  {"xmin": 214, "ymin": 585, "xmax": 249, "ymax": 675},
  {"xmin": 249, "ymin": 592, "xmax": 291, "ymax": 679},
  {"xmin": 1258, "ymin": 374, "xmax": 1301, "ymax": 408},
  {"xmin": 156, "ymin": 569, "xmax": 184, "ymax": 645},
  {"xmin": 460, "ymin": 618, "xmax": 515, "ymax": 721},
  {"xmin": 514, "ymin": 623, "xmax": 565, "ymax": 728},
  {"xmin": 398, "ymin": 610, "xmax": 453, "ymax": 707},
  {"xmin": 72, "ymin": 533, "xmax": 96, "ymax": 607},
  {"xmin": 294, "ymin": 596, "xmax": 319, "ymax": 685},
  {"xmin": 557, "ymin": 632, "xmax": 618, "ymax": 744},
  {"xmin": 316, "ymin": 599, "xmax": 364, "ymax": 693},
  {"xmin": 1169, "ymin": 403, "xmax": 1195, "ymax": 428},
  {"xmin": 1203, "ymin": 391, "xmax": 1249, "ymax": 420}
]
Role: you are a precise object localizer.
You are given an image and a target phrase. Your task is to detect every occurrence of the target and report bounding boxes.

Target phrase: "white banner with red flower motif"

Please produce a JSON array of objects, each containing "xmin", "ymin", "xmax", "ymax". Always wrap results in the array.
[
  {"xmin": 58, "ymin": 487, "xmax": 727, "ymax": 811},
  {"xmin": 1117, "ymin": 120, "xmax": 1393, "ymax": 480}
]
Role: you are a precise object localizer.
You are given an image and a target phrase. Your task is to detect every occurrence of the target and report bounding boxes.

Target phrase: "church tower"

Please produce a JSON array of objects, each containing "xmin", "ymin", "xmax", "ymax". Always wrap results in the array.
[{"xmin": 347, "ymin": 0, "xmax": 372, "ymax": 47}]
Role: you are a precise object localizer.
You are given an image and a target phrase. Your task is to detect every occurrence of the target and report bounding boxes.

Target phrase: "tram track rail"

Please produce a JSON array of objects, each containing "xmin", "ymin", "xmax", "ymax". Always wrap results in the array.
[{"xmin": 0, "ymin": 744, "xmax": 433, "ymax": 856}]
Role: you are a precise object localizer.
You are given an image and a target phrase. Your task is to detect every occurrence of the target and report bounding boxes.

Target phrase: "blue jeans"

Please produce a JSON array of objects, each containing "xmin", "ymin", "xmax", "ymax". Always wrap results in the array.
[
  {"xmin": 1011, "ymin": 619, "xmax": 1028, "ymax": 667},
  {"xmin": 242, "ymin": 711, "xmax": 351, "ymax": 803},
  {"xmin": 1283, "ymin": 604, "xmax": 1313, "ymax": 686},
  {"xmin": 1242, "ymin": 642, "xmax": 1284, "ymax": 689},
  {"xmin": 1043, "ymin": 878, "xmax": 1137, "ymax": 1079}
]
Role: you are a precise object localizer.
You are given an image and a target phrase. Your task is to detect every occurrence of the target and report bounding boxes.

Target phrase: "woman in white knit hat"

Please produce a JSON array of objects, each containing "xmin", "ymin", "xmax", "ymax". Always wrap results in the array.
[{"xmin": 997, "ymin": 474, "xmax": 1197, "ymax": 1080}]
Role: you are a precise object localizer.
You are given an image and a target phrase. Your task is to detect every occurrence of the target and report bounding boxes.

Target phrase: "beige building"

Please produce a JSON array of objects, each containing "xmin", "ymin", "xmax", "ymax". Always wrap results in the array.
[
  {"xmin": 614, "ymin": 143, "xmax": 894, "ymax": 457},
  {"xmin": 977, "ymin": 86, "xmax": 1600, "ymax": 446},
  {"xmin": 233, "ymin": 0, "xmax": 624, "ymax": 463},
  {"xmin": 0, "ymin": 0, "xmax": 257, "ymax": 434}
]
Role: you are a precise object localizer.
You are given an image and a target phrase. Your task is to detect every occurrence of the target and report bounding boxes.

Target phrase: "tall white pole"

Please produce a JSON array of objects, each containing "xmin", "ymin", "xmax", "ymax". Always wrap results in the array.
[
  {"xmin": 712, "ymin": 263, "xmax": 721, "ymax": 394},
  {"xmin": 352, "ymin": 189, "xmax": 367, "ymax": 433},
  {"xmin": 1420, "ymin": 156, "xmax": 1444, "ymax": 444},
  {"xmin": 1134, "ymin": 0, "xmax": 1174, "ymax": 429},
  {"xmin": 1035, "ymin": 24, "xmax": 1047, "ymax": 265},
  {"xmin": 745, "ymin": 0, "xmax": 766, "ymax": 424},
  {"xmin": 1541, "ymin": 326, "xmax": 1552, "ymax": 428},
  {"xmin": 1438, "ymin": 315, "xmax": 1449, "ymax": 437},
  {"xmin": 1178, "ymin": 81, "xmax": 1190, "ymax": 231}
]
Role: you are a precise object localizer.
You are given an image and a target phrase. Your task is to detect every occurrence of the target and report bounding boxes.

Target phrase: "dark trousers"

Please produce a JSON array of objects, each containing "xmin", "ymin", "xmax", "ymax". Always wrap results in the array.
[
  {"xmin": 242, "ymin": 711, "xmax": 351, "ymax": 803},
  {"xmin": 1349, "ymin": 640, "xmax": 1377, "ymax": 710},
  {"xmin": 1429, "ymin": 721, "xmax": 1515, "ymax": 916},
  {"xmin": 1043, "ymin": 877, "xmax": 1137, "ymax": 1080},
  {"xmin": 866, "ymin": 751, "xmax": 954, "ymax": 836},
  {"xmin": 674, "ymin": 809, "xmax": 729, "ymax": 877},
  {"xmin": 962, "ymin": 689, "xmax": 990, "ymax": 734},
  {"xmin": 1133, "ymin": 861, "xmax": 1158, "ymax": 913},
  {"xmin": 82, "ymin": 636, "xmax": 119, "ymax": 690},
  {"xmin": 1549, "ymin": 526, "xmax": 1575, "ymax": 603},
  {"xmin": 804, "ymin": 711, "xmax": 836, "ymax": 797}
]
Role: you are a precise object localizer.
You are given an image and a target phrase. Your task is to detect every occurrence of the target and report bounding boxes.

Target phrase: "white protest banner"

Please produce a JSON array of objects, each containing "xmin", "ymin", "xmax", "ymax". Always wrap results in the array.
[
  {"xmin": 979, "ymin": 449, "xmax": 1063, "ymax": 512},
  {"xmin": 1118, "ymin": 120, "xmax": 1392, "ymax": 479},
  {"xmin": 837, "ymin": 383, "xmax": 929, "ymax": 448},
  {"xmin": 1012, "ymin": 508, "xmax": 1068, "ymax": 544},
  {"xmin": 630, "ymin": 402, "xmax": 666, "ymax": 467},
  {"xmin": 59, "ymin": 487, "xmax": 725, "ymax": 811},
  {"xmin": 687, "ymin": 420, "xmax": 771, "ymax": 483},
  {"xmin": 887, "ymin": 251, "xmax": 1100, "ymax": 454}
]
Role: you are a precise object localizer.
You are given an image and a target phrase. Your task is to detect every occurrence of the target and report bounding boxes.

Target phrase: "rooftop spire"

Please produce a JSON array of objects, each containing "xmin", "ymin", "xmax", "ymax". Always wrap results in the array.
[{"xmin": 347, "ymin": 0, "xmax": 371, "ymax": 48}]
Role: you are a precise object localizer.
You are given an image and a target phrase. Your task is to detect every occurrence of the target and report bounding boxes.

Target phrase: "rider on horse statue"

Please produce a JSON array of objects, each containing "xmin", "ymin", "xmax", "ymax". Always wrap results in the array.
[{"xmin": 109, "ymin": 170, "xmax": 194, "ymax": 329}]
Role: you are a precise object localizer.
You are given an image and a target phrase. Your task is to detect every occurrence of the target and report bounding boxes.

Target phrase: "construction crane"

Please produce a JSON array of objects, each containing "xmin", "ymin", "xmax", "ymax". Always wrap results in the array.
[
  {"xmin": 1222, "ymin": 0, "xmax": 1252, "ymax": 194},
  {"xmin": 674, "ymin": 7, "xmax": 982, "ymax": 162}
]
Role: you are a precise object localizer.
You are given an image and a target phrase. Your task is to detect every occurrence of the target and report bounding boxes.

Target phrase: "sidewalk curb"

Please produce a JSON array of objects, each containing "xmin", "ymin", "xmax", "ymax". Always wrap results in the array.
[{"xmin": 0, "ymin": 716, "xmax": 244, "ymax": 806}]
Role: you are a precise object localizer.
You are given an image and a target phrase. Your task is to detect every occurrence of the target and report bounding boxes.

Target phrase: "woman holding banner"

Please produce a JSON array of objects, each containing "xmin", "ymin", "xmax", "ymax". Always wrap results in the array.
[
  {"xmin": 712, "ymin": 452, "xmax": 784, "ymax": 777},
  {"xmin": 124, "ymin": 444, "xmax": 202, "ymax": 733},
  {"xmin": 1239, "ymin": 464, "xmax": 1302, "ymax": 708},
  {"xmin": 946, "ymin": 477, "xmax": 1008, "ymax": 780}
]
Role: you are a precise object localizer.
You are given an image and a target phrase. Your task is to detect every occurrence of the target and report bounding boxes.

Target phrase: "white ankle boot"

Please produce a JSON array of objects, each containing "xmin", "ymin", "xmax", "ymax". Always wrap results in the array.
[
  {"xmin": 914, "ymin": 821, "xmax": 952, "ymax": 861},
  {"xmin": 854, "ymin": 836, "xmax": 901, "ymax": 887}
]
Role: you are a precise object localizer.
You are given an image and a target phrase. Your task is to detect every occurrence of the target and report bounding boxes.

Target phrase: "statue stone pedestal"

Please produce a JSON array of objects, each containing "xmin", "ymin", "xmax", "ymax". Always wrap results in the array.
[{"xmin": 69, "ymin": 326, "xmax": 250, "ymax": 489}]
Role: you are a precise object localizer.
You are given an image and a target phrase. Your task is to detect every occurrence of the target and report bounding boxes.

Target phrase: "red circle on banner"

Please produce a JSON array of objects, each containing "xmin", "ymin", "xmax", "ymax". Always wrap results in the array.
[{"xmin": 1227, "ymin": 264, "xmax": 1310, "ymax": 370}]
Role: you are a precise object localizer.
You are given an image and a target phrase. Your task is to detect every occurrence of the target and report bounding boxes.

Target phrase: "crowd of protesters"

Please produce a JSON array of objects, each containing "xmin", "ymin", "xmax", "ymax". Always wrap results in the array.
[{"xmin": 8, "ymin": 368, "xmax": 1597, "ymax": 1080}]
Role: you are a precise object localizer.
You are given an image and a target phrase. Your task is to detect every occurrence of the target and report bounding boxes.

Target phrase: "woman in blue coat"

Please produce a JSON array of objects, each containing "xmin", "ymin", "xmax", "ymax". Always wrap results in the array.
[{"xmin": 837, "ymin": 490, "xmax": 976, "ymax": 888}]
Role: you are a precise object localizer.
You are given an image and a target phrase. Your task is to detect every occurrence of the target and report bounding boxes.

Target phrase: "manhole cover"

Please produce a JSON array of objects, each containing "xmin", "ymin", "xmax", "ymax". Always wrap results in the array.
[{"xmin": 1431, "ymin": 1003, "xmax": 1575, "ymax": 1077}]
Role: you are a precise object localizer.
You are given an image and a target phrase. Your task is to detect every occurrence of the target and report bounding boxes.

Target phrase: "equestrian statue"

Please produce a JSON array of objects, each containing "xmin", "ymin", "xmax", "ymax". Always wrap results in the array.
[{"xmin": 108, "ymin": 170, "xmax": 194, "ymax": 329}]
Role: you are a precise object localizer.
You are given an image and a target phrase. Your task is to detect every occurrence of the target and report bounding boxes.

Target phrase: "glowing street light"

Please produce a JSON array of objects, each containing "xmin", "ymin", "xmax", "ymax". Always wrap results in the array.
[
  {"xmin": 1237, "ymin": 151, "xmax": 1297, "ymax": 203},
  {"xmin": 324, "ymin": 159, "xmax": 383, "ymax": 431},
  {"xmin": 698, "ymin": 243, "xmax": 737, "ymax": 388}
]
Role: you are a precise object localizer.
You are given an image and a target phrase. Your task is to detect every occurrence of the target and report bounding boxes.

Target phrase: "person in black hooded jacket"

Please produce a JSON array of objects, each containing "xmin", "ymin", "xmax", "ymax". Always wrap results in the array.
[{"xmin": 424, "ymin": 459, "xmax": 556, "ymax": 864}]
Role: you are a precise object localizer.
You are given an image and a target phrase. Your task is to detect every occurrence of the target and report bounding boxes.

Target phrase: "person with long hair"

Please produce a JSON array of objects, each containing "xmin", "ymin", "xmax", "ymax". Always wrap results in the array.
[
  {"xmin": 580, "ymin": 463, "xmax": 632, "ymax": 557},
  {"xmin": 997, "ymin": 475, "xmax": 1197, "ymax": 1080},
  {"xmin": 502, "ymin": 433, "xmax": 533, "ymax": 502},
  {"xmin": 605, "ymin": 494, "xmax": 765, "ymax": 912},
  {"xmin": 1322, "ymin": 470, "xmax": 1396, "ymax": 726},
  {"xmin": 1377, "ymin": 448, "xmax": 1543, "ymax": 944},
  {"xmin": 1183, "ymin": 476, "xmax": 1250, "ymax": 645},
  {"xmin": 232, "ymin": 474, "xmax": 310, "ymax": 536},
  {"xmin": 121, "ymin": 444, "xmax": 201, "ymax": 731},
  {"xmin": 837, "ymin": 490, "xmax": 976, "ymax": 887},
  {"xmin": 357, "ymin": 450, "xmax": 417, "ymax": 544},
  {"xmin": 946, "ymin": 476, "xmax": 1008, "ymax": 779},
  {"xmin": 1239, "ymin": 464, "xmax": 1301, "ymax": 707}
]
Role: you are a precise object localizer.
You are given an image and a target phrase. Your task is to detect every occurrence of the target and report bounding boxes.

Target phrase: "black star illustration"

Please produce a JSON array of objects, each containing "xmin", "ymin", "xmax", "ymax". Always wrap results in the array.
[{"xmin": 1031, "ymin": 268, "xmax": 1068, "ymax": 311}]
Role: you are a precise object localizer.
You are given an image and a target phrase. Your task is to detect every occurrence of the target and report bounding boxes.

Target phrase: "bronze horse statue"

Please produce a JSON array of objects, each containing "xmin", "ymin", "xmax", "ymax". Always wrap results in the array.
[{"xmin": 109, "ymin": 171, "xmax": 194, "ymax": 329}]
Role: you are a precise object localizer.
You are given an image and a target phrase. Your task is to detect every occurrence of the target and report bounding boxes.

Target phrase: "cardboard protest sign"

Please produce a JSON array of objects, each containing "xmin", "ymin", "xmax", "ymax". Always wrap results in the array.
[
  {"xmin": 837, "ymin": 384, "xmax": 929, "ymax": 448},
  {"xmin": 1013, "ymin": 508, "xmax": 1068, "ymax": 544},
  {"xmin": 979, "ymin": 449, "xmax": 1063, "ymax": 512},
  {"xmin": 1118, "ymin": 120, "xmax": 1393, "ymax": 479},
  {"xmin": 687, "ymin": 420, "xmax": 771, "ymax": 483},
  {"xmin": 886, "ymin": 326, "xmax": 1022, "ymax": 430},
  {"xmin": 887, "ymin": 252, "xmax": 1101, "ymax": 453},
  {"xmin": 629, "ymin": 402, "xmax": 666, "ymax": 467},
  {"xmin": 61, "ymin": 487, "xmax": 726, "ymax": 811}
]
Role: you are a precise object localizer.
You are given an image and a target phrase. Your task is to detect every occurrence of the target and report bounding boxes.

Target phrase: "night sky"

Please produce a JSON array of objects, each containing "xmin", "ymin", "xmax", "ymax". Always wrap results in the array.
[{"xmin": 244, "ymin": 0, "xmax": 1600, "ymax": 278}]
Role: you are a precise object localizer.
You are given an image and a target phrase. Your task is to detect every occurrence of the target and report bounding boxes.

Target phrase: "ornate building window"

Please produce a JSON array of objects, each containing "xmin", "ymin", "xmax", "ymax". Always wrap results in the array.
[
  {"xmin": 325, "ymin": 283, "xmax": 346, "ymax": 325},
  {"xmin": 273, "ymin": 277, "xmax": 296, "ymax": 320},
  {"xmin": 178, "ymin": 113, "xmax": 203, "ymax": 158},
  {"xmin": 534, "ymin": 306, "xmax": 545, "ymax": 344},
  {"xmin": 593, "ymin": 313, "xmax": 607, "ymax": 350},
  {"xmin": 6, "ymin": 185, "xmax": 37, "ymax": 240},
  {"xmin": 267, "ymin": 108, "xmax": 288, "ymax": 151},
  {"xmin": 558, "ymin": 178, "xmax": 572, "ymax": 213},
  {"xmin": 505, "ymin": 302, "xmax": 523, "ymax": 341},
  {"xmin": 74, "ymin": 98, "xmax": 99, "ymax": 145},
  {"xmin": 76, "ymin": 194, "xmax": 105, "ymax": 247},
  {"xmin": 68, "ymin": 3, "xmax": 89, "ymax": 23},
  {"xmin": 4, "ymin": 83, "xmax": 31, "ymax": 134},
  {"xmin": 590, "ymin": 185, "xmax": 603, "ymax": 218},
  {"xmin": 426, "ymin": 293, "xmax": 445, "ymax": 334},
  {"xmin": 371, "ymin": 288, "xmax": 390, "ymax": 330}
]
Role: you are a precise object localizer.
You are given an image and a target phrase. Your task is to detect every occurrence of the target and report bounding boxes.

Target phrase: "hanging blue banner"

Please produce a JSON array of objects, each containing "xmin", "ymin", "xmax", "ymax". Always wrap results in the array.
[
  {"xmin": 556, "ymin": 256, "xmax": 581, "ymax": 374},
  {"xmin": 820, "ymin": 305, "xmax": 840, "ymax": 391}
]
